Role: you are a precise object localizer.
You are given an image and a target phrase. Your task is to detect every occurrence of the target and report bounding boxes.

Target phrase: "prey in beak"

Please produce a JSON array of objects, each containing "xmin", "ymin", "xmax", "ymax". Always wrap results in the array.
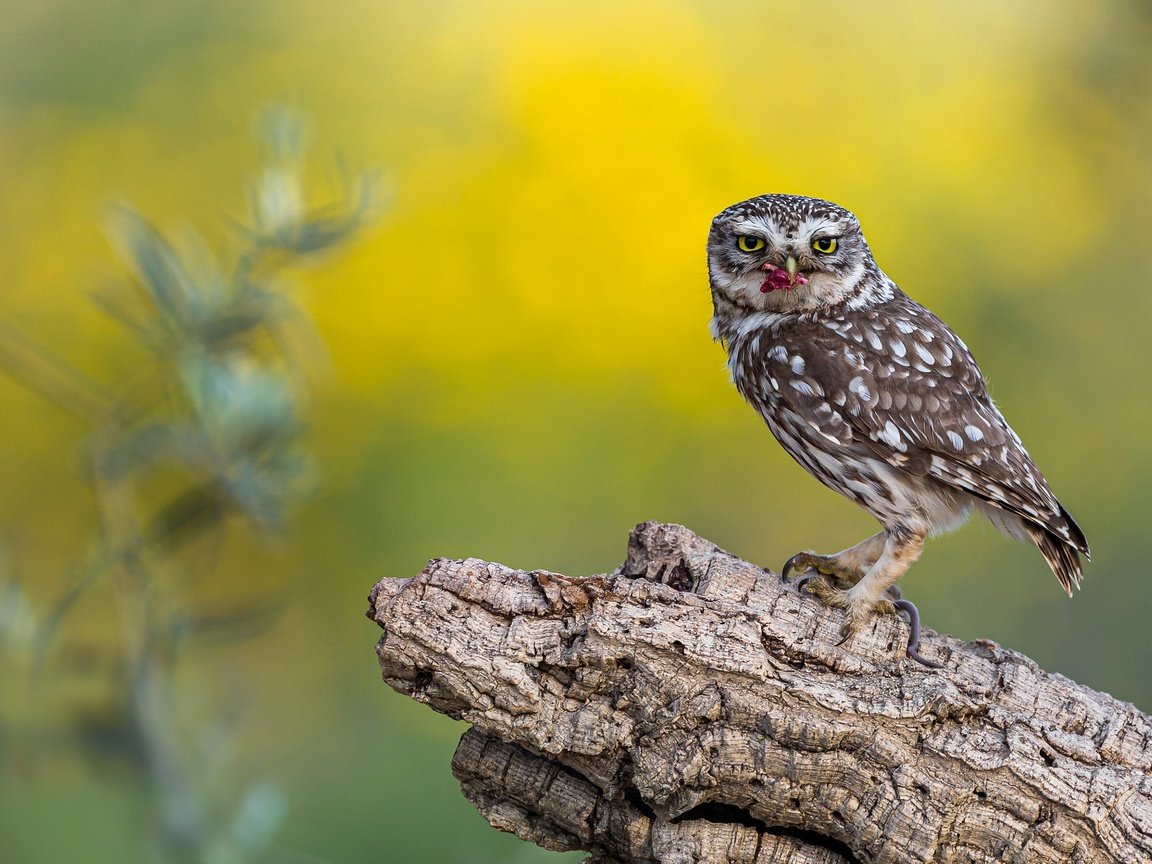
[{"xmin": 759, "ymin": 254, "xmax": 808, "ymax": 293}]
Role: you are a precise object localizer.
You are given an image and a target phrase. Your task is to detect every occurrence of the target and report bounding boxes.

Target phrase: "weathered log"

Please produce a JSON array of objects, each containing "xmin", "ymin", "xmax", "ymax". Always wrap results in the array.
[{"xmin": 366, "ymin": 522, "xmax": 1152, "ymax": 863}]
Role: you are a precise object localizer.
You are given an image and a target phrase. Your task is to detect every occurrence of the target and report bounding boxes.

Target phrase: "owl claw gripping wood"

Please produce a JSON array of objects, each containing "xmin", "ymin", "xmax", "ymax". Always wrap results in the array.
[{"xmin": 707, "ymin": 194, "xmax": 1090, "ymax": 667}]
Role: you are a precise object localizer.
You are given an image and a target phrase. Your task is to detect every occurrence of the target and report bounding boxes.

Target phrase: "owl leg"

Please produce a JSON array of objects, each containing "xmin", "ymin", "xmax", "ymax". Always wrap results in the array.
[
  {"xmin": 842, "ymin": 526, "xmax": 925, "ymax": 630},
  {"xmin": 781, "ymin": 531, "xmax": 886, "ymax": 588},
  {"xmin": 800, "ymin": 526, "xmax": 935, "ymax": 664}
]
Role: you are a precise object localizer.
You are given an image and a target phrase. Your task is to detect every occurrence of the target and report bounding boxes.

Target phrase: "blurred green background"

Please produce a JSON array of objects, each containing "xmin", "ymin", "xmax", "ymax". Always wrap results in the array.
[{"xmin": 2, "ymin": 1, "xmax": 1150, "ymax": 861}]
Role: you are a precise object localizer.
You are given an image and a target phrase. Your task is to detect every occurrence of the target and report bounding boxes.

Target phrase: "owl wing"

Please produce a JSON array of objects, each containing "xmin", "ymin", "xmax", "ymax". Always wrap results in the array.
[{"xmin": 763, "ymin": 300, "xmax": 1087, "ymax": 555}]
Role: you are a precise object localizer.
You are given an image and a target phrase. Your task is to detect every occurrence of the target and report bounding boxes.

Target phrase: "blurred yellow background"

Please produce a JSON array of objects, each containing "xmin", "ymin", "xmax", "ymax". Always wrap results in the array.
[{"xmin": 2, "ymin": 1, "xmax": 1150, "ymax": 861}]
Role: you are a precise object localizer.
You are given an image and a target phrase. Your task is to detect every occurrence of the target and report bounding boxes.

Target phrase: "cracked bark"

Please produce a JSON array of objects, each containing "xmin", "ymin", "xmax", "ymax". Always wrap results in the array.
[{"xmin": 366, "ymin": 522, "xmax": 1152, "ymax": 863}]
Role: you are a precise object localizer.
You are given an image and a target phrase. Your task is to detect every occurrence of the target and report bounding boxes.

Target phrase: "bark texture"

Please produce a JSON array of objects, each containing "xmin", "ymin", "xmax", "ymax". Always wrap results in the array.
[{"xmin": 367, "ymin": 522, "xmax": 1152, "ymax": 863}]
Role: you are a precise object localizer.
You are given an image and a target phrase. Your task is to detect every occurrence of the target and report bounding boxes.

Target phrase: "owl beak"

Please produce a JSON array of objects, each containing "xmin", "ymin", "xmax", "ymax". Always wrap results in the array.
[{"xmin": 784, "ymin": 255, "xmax": 799, "ymax": 284}]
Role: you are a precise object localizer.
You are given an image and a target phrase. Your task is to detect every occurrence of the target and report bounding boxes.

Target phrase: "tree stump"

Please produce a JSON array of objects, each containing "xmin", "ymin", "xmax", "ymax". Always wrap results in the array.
[{"xmin": 366, "ymin": 522, "xmax": 1152, "ymax": 863}]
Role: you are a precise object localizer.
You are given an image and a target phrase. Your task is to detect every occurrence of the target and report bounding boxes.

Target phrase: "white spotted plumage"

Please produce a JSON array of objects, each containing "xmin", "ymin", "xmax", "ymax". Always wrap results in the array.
[{"xmin": 707, "ymin": 194, "xmax": 1089, "ymax": 628}]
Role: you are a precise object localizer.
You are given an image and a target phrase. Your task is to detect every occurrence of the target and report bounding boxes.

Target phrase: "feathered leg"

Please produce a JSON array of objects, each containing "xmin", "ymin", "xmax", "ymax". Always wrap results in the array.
[{"xmin": 797, "ymin": 526, "xmax": 938, "ymax": 666}]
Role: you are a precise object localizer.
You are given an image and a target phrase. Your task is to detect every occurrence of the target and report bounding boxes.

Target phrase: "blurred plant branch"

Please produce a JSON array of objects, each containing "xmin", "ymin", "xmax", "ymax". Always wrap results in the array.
[{"xmin": 0, "ymin": 107, "xmax": 380, "ymax": 863}]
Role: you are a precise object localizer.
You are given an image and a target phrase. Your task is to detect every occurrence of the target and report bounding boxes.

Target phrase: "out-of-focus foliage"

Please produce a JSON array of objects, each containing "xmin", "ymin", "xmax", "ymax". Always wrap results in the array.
[
  {"xmin": 0, "ymin": 109, "xmax": 377, "ymax": 863},
  {"xmin": 1, "ymin": 1, "xmax": 1150, "ymax": 862}
]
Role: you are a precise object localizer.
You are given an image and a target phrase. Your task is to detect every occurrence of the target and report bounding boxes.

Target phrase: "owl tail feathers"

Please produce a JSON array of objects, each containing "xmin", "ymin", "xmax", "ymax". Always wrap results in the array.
[
  {"xmin": 1058, "ymin": 503, "xmax": 1091, "ymax": 560},
  {"xmin": 1028, "ymin": 514, "xmax": 1088, "ymax": 597},
  {"xmin": 981, "ymin": 500, "xmax": 1089, "ymax": 594}
]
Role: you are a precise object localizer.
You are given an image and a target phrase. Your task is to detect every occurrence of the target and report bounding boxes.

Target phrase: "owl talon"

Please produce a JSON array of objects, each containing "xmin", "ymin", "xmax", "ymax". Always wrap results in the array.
[
  {"xmin": 781, "ymin": 552, "xmax": 812, "ymax": 581},
  {"xmin": 781, "ymin": 552, "xmax": 862, "ymax": 588},
  {"xmin": 797, "ymin": 572, "xmax": 852, "ymax": 609},
  {"xmin": 893, "ymin": 599, "xmax": 942, "ymax": 668},
  {"xmin": 800, "ymin": 578, "xmax": 931, "ymax": 664}
]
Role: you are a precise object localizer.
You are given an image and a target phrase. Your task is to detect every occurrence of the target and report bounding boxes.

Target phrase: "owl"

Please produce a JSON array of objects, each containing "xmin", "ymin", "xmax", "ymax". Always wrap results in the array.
[{"xmin": 707, "ymin": 194, "xmax": 1089, "ymax": 664}]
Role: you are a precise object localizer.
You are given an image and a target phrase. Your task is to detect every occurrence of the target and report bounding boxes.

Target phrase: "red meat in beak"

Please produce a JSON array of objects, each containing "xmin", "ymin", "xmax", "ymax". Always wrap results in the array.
[{"xmin": 760, "ymin": 255, "xmax": 807, "ymax": 293}]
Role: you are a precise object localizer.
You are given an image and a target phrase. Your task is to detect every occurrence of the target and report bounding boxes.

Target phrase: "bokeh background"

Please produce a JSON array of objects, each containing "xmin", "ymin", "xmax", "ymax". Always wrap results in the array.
[{"xmin": 2, "ymin": 1, "xmax": 1151, "ymax": 862}]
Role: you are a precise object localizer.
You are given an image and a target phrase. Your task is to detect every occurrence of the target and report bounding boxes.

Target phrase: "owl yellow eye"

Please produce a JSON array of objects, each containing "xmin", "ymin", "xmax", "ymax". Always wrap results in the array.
[
  {"xmin": 737, "ymin": 236, "xmax": 766, "ymax": 253},
  {"xmin": 811, "ymin": 237, "xmax": 838, "ymax": 254}
]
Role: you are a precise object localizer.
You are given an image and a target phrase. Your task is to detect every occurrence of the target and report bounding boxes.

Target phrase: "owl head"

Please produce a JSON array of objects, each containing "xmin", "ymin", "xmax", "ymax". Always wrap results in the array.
[{"xmin": 707, "ymin": 194, "xmax": 879, "ymax": 316}]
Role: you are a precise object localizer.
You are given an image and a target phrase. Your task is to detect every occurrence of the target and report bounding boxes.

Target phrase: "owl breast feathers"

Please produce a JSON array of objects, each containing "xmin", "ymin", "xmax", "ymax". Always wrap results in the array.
[{"xmin": 707, "ymin": 194, "xmax": 1088, "ymax": 611}]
